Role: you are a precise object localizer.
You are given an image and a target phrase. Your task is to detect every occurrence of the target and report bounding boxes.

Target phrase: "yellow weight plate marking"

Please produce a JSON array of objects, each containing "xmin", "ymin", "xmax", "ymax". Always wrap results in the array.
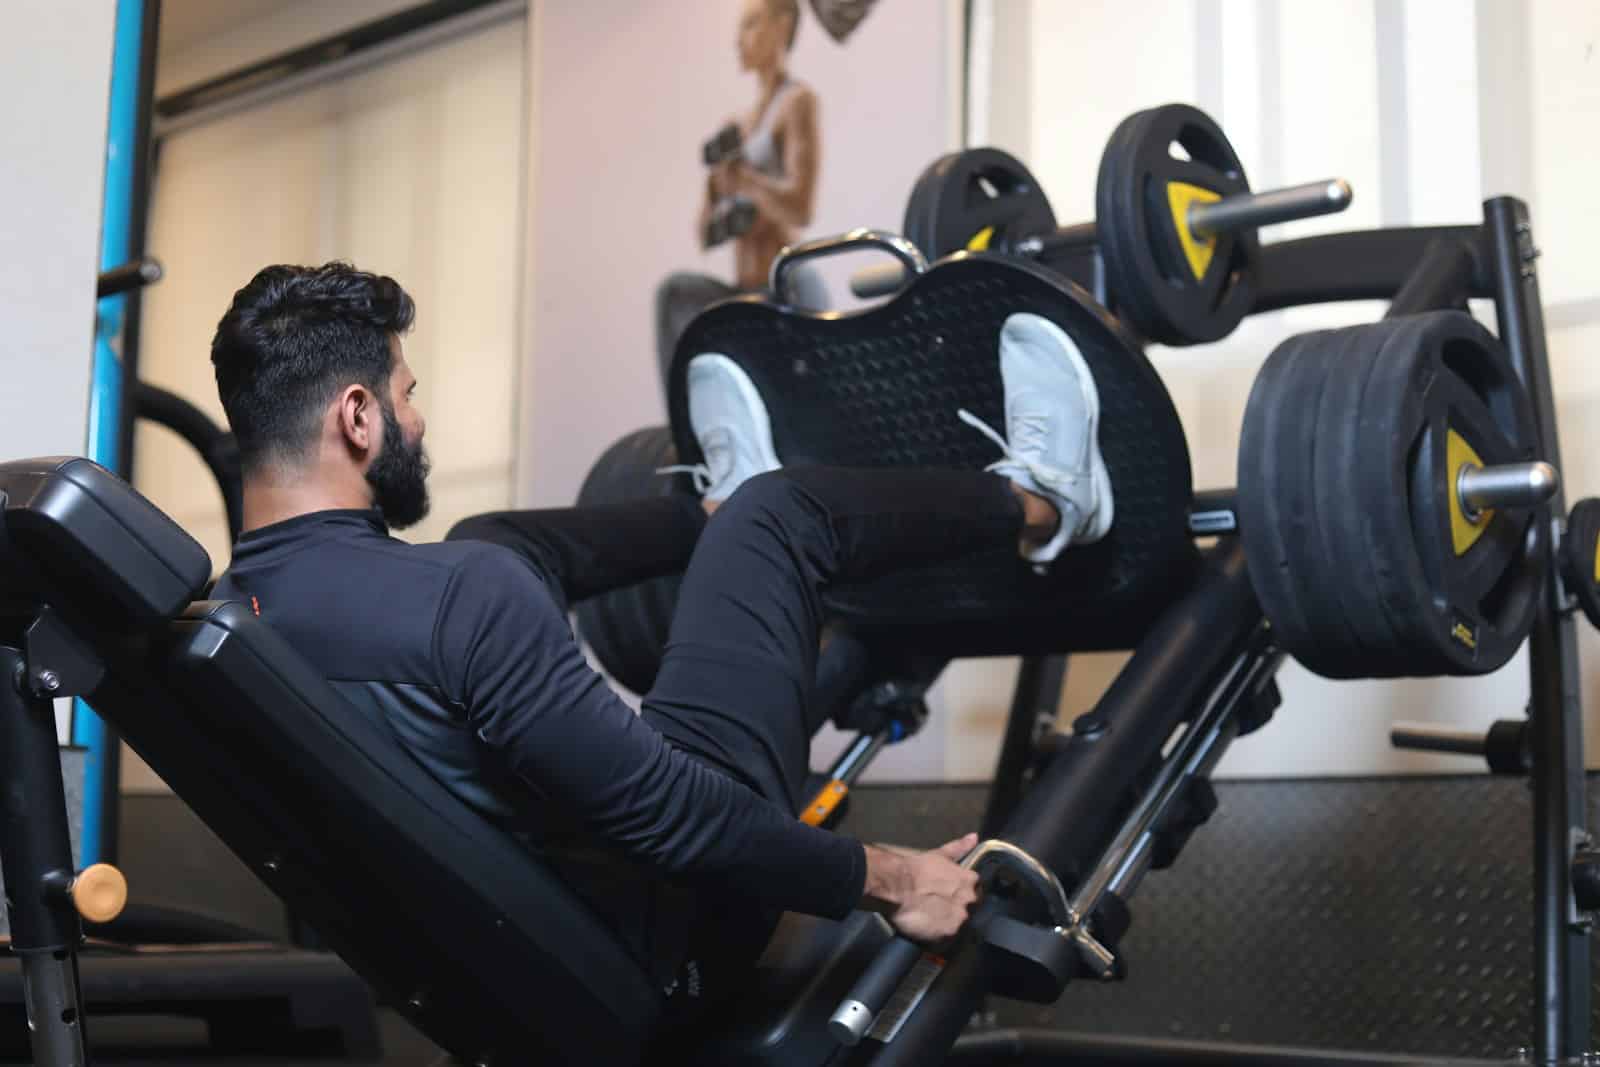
[
  {"xmin": 1451, "ymin": 620, "xmax": 1478, "ymax": 650},
  {"xmin": 1166, "ymin": 182, "xmax": 1221, "ymax": 281},
  {"xmin": 1447, "ymin": 428, "xmax": 1493, "ymax": 556},
  {"xmin": 1593, "ymin": 533, "xmax": 1600, "ymax": 585},
  {"xmin": 966, "ymin": 226, "xmax": 995, "ymax": 252}
]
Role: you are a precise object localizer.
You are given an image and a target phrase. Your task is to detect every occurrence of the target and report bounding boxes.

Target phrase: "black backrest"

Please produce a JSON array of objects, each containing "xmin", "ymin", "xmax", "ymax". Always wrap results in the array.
[
  {"xmin": 0, "ymin": 457, "xmax": 209, "ymax": 626},
  {"xmin": 667, "ymin": 253, "xmax": 1199, "ymax": 658},
  {"xmin": 0, "ymin": 458, "xmax": 664, "ymax": 1066}
]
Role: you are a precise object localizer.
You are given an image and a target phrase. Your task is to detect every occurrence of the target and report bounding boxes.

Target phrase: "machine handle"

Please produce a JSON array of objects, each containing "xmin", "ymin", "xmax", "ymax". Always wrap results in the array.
[
  {"xmin": 828, "ymin": 934, "xmax": 923, "ymax": 1046},
  {"xmin": 850, "ymin": 261, "xmax": 911, "ymax": 299},
  {"xmin": 829, "ymin": 838, "xmax": 1068, "ymax": 1044},
  {"xmin": 771, "ymin": 228, "xmax": 927, "ymax": 305}
]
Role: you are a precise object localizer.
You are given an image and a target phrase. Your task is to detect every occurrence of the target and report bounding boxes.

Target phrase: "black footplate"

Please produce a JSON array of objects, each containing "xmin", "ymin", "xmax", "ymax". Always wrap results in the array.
[{"xmin": 666, "ymin": 252, "xmax": 1197, "ymax": 657}]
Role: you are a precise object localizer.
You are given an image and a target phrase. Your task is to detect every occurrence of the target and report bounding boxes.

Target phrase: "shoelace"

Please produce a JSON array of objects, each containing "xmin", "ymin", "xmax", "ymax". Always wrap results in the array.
[
  {"xmin": 657, "ymin": 429, "xmax": 734, "ymax": 495},
  {"xmin": 655, "ymin": 462, "xmax": 713, "ymax": 494},
  {"xmin": 957, "ymin": 408, "xmax": 1073, "ymax": 486}
]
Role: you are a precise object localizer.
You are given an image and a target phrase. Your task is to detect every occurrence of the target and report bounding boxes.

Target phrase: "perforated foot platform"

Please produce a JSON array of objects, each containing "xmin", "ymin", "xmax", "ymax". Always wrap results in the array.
[{"xmin": 667, "ymin": 254, "xmax": 1198, "ymax": 656}]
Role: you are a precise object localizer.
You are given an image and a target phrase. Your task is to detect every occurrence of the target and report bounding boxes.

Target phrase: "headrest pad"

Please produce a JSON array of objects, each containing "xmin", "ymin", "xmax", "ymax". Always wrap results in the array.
[{"xmin": 0, "ymin": 457, "xmax": 211, "ymax": 627}]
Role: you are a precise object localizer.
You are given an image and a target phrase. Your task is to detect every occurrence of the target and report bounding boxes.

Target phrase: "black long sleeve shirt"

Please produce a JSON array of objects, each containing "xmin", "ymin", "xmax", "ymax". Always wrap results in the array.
[{"xmin": 210, "ymin": 510, "xmax": 866, "ymax": 940}]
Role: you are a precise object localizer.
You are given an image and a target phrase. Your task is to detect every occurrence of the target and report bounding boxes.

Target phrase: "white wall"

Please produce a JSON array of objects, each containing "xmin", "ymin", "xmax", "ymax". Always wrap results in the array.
[
  {"xmin": 0, "ymin": 3, "xmax": 114, "ymax": 461},
  {"xmin": 957, "ymin": 0, "xmax": 1600, "ymax": 780},
  {"xmin": 126, "ymin": 7, "xmax": 529, "ymax": 792},
  {"xmin": 520, "ymin": 0, "xmax": 957, "ymax": 508},
  {"xmin": 0, "ymin": 2, "xmax": 118, "ymax": 743},
  {"xmin": 138, "ymin": 15, "xmax": 528, "ymax": 564},
  {"xmin": 523, "ymin": 0, "xmax": 961, "ymax": 780}
]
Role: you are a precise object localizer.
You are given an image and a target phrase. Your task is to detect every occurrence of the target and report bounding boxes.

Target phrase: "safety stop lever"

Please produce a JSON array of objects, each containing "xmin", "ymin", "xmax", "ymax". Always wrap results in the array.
[{"xmin": 802, "ymin": 686, "xmax": 928, "ymax": 829}]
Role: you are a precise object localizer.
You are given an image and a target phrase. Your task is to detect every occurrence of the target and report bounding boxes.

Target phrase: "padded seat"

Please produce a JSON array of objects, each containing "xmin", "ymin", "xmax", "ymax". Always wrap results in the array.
[
  {"xmin": 666, "ymin": 253, "xmax": 1200, "ymax": 658},
  {"xmin": 0, "ymin": 459, "xmax": 665, "ymax": 1064}
]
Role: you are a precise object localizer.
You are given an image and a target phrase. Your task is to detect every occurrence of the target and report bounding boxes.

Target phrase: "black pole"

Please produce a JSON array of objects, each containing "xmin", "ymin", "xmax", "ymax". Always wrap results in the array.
[
  {"xmin": 1005, "ymin": 543, "xmax": 1259, "ymax": 880},
  {"xmin": 1483, "ymin": 196, "xmax": 1590, "ymax": 1061},
  {"xmin": 980, "ymin": 655, "xmax": 1067, "ymax": 838},
  {"xmin": 0, "ymin": 645, "xmax": 90, "ymax": 1065},
  {"xmin": 114, "ymin": 0, "xmax": 162, "ymax": 487},
  {"xmin": 133, "ymin": 383, "xmax": 244, "ymax": 542},
  {"xmin": 854, "ymin": 543, "xmax": 1262, "ymax": 1065},
  {"xmin": 98, "ymin": 0, "xmax": 161, "ymax": 870},
  {"xmin": 1251, "ymin": 226, "xmax": 1487, "ymax": 312},
  {"xmin": 1383, "ymin": 236, "xmax": 1477, "ymax": 319}
]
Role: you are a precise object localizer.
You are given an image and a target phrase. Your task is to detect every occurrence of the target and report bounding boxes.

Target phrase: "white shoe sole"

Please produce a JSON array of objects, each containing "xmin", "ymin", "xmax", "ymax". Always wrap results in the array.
[
  {"xmin": 689, "ymin": 353, "xmax": 780, "ymax": 493},
  {"xmin": 1004, "ymin": 313, "xmax": 1114, "ymax": 544}
]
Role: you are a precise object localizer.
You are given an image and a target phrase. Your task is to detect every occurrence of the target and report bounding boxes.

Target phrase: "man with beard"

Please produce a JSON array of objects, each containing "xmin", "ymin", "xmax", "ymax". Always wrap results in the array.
[{"xmin": 205, "ymin": 261, "xmax": 1111, "ymax": 1033}]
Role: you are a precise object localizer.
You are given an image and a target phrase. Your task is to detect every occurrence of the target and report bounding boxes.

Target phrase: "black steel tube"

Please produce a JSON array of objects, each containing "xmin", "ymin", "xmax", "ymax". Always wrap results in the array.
[
  {"xmin": 1007, "ymin": 542, "xmax": 1258, "ymax": 878},
  {"xmin": 980, "ymin": 655, "xmax": 1067, "ymax": 838},
  {"xmin": 0, "ymin": 647, "xmax": 83, "ymax": 952},
  {"xmin": 1252, "ymin": 226, "xmax": 1487, "ymax": 312},
  {"xmin": 1384, "ymin": 236, "xmax": 1477, "ymax": 318},
  {"xmin": 133, "ymin": 383, "xmax": 244, "ymax": 542},
  {"xmin": 858, "ymin": 542, "xmax": 1261, "ymax": 1065},
  {"xmin": 944, "ymin": 1028, "xmax": 1491, "ymax": 1065},
  {"xmin": 0, "ymin": 646, "xmax": 90, "ymax": 1065},
  {"xmin": 844, "ymin": 898, "xmax": 1000, "ymax": 1067},
  {"xmin": 1020, "ymin": 222, "xmax": 1099, "ymax": 259},
  {"xmin": 100, "ymin": 0, "xmax": 162, "ymax": 871},
  {"xmin": 114, "ymin": 0, "xmax": 162, "ymax": 485},
  {"xmin": 830, "ymin": 936, "xmax": 924, "ymax": 1045},
  {"xmin": 1485, "ymin": 196, "xmax": 1590, "ymax": 1060}
]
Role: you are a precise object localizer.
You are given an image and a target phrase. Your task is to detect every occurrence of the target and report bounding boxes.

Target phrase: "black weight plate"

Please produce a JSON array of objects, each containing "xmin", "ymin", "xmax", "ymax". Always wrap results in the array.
[
  {"xmin": 1239, "ymin": 331, "xmax": 1355, "ymax": 676},
  {"xmin": 571, "ymin": 426, "xmax": 686, "ymax": 694},
  {"xmin": 1357, "ymin": 312, "xmax": 1541, "ymax": 676},
  {"xmin": 1561, "ymin": 498, "xmax": 1600, "ymax": 629},
  {"xmin": 1309, "ymin": 323, "xmax": 1412, "ymax": 677},
  {"xmin": 1096, "ymin": 103, "xmax": 1257, "ymax": 347},
  {"xmin": 902, "ymin": 147, "xmax": 1058, "ymax": 260},
  {"xmin": 1305, "ymin": 321, "xmax": 1420, "ymax": 681},
  {"xmin": 1265, "ymin": 331, "xmax": 1363, "ymax": 674}
]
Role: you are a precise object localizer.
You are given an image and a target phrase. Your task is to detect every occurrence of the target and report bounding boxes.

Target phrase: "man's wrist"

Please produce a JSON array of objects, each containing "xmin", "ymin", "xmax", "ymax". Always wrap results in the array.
[{"xmin": 861, "ymin": 843, "xmax": 908, "ymax": 908}]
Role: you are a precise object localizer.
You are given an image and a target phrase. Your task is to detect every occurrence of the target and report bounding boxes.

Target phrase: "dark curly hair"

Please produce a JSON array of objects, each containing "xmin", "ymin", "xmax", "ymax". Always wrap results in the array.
[{"xmin": 211, "ymin": 262, "xmax": 415, "ymax": 472}]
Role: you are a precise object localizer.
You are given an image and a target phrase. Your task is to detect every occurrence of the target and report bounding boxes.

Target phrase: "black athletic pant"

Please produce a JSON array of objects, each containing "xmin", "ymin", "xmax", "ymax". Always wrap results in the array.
[{"xmin": 447, "ymin": 466, "xmax": 1026, "ymax": 1021}]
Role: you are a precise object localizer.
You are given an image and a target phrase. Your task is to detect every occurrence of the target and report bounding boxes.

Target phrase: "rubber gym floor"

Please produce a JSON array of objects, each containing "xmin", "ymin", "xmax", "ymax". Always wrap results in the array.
[{"xmin": 10, "ymin": 775, "xmax": 1596, "ymax": 1065}]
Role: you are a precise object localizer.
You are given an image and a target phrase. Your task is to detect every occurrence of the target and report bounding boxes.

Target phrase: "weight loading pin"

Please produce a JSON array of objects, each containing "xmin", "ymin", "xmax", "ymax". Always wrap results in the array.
[
  {"xmin": 1457, "ymin": 461, "xmax": 1559, "ymax": 520},
  {"xmin": 1186, "ymin": 179, "xmax": 1353, "ymax": 239}
]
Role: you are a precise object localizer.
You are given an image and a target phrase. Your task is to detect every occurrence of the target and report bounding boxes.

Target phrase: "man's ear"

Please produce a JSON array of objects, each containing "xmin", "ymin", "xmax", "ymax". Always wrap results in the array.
[{"xmin": 335, "ymin": 384, "xmax": 377, "ymax": 456}]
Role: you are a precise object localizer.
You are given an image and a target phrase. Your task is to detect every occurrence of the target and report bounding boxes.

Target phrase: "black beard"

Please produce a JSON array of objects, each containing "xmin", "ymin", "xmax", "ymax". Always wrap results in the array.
[{"xmin": 366, "ymin": 400, "xmax": 431, "ymax": 529}]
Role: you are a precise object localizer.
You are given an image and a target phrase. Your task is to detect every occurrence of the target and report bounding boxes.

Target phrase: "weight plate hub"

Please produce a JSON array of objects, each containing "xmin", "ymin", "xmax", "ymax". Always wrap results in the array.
[
  {"xmin": 1096, "ymin": 103, "xmax": 1257, "ymax": 348},
  {"xmin": 902, "ymin": 147, "xmax": 1057, "ymax": 260},
  {"xmin": 1239, "ymin": 311, "xmax": 1542, "ymax": 679}
]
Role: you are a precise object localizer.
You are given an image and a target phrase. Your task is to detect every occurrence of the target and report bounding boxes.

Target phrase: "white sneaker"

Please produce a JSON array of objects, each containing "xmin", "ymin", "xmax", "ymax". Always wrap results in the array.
[
  {"xmin": 958, "ymin": 312, "xmax": 1113, "ymax": 568},
  {"xmin": 659, "ymin": 353, "xmax": 780, "ymax": 500}
]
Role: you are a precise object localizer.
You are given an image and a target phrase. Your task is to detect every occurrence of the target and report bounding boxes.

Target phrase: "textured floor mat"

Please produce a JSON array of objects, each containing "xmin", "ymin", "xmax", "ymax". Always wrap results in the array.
[{"xmin": 838, "ymin": 774, "xmax": 1596, "ymax": 1061}]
